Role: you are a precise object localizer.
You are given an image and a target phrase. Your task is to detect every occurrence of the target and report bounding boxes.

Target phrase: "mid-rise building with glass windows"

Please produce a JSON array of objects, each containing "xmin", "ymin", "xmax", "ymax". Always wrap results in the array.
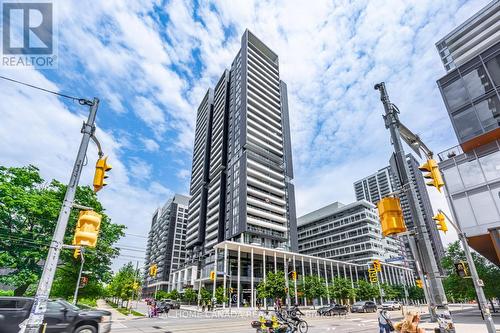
[
  {"xmin": 436, "ymin": 1, "xmax": 500, "ymax": 266},
  {"xmin": 354, "ymin": 154, "xmax": 445, "ymax": 272},
  {"xmin": 143, "ymin": 194, "xmax": 190, "ymax": 297},
  {"xmin": 297, "ymin": 201, "xmax": 402, "ymax": 265}
]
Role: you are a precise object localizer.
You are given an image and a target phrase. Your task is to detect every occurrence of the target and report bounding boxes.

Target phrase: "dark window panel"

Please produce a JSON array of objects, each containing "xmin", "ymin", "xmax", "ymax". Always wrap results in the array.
[
  {"xmin": 452, "ymin": 106, "xmax": 483, "ymax": 141},
  {"xmin": 442, "ymin": 78, "xmax": 469, "ymax": 110}
]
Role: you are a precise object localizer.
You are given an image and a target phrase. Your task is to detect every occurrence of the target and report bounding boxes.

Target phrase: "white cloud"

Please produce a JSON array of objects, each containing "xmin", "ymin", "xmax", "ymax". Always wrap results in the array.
[{"xmin": 141, "ymin": 138, "xmax": 160, "ymax": 152}]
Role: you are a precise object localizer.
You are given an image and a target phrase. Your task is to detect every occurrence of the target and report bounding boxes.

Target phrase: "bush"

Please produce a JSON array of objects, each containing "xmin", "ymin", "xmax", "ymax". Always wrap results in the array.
[
  {"xmin": 0, "ymin": 290, "xmax": 14, "ymax": 296},
  {"xmin": 77, "ymin": 298, "xmax": 97, "ymax": 307}
]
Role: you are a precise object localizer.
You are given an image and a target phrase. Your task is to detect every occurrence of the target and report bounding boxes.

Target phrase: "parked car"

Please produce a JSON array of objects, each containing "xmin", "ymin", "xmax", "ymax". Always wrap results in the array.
[
  {"xmin": 350, "ymin": 301, "xmax": 377, "ymax": 313},
  {"xmin": 159, "ymin": 299, "xmax": 180, "ymax": 310},
  {"xmin": 381, "ymin": 301, "xmax": 401, "ymax": 311},
  {"xmin": 0, "ymin": 297, "xmax": 111, "ymax": 333},
  {"xmin": 317, "ymin": 303, "xmax": 348, "ymax": 316}
]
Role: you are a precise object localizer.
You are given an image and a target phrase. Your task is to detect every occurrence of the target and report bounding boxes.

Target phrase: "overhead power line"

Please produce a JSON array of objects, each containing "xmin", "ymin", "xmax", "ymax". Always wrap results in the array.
[{"xmin": 0, "ymin": 75, "xmax": 88, "ymax": 104}]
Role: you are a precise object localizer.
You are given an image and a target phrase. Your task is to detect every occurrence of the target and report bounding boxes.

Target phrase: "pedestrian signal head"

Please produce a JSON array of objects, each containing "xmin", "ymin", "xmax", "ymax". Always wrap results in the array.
[{"xmin": 73, "ymin": 210, "xmax": 102, "ymax": 248}]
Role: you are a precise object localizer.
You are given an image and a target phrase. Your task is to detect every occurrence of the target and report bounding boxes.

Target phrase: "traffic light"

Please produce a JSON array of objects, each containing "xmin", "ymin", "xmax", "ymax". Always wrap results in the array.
[
  {"xmin": 454, "ymin": 261, "xmax": 469, "ymax": 278},
  {"xmin": 291, "ymin": 271, "xmax": 297, "ymax": 281},
  {"xmin": 373, "ymin": 259, "xmax": 382, "ymax": 272},
  {"xmin": 210, "ymin": 271, "xmax": 216, "ymax": 281},
  {"xmin": 93, "ymin": 157, "xmax": 112, "ymax": 193},
  {"xmin": 149, "ymin": 264, "xmax": 158, "ymax": 277},
  {"xmin": 416, "ymin": 279, "xmax": 423, "ymax": 289},
  {"xmin": 73, "ymin": 248, "xmax": 81, "ymax": 259},
  {"xmin": 133, "ymin": 282, "xmax": 139, "ymax": 290},
  {"xmin": 377, "ymin": 197, "xmax": 406, "ymax": 237},
  {"xmin": 418, "ymin": 159, "xmax": 444, "ymax": 192},
  {"xmin": 73, "ymin": 210, "xmax": 102, "ymax": 248},
  {"xmin": 433, "ymin": 213, "xmax": 448, "ymax": 233},
  {"xmin": 229, "ymin": 287, "xmax": 234, "ymax": 294},
  {"xmin": 368, "ymin": 268, "xmax": 378, "ymax": 283}
]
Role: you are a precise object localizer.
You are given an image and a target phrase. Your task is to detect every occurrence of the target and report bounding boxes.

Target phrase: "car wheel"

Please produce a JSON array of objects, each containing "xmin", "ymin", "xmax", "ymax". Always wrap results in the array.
[{"xmin": 74, "ymin": 325, "xmax": 97, "ymax": 333}]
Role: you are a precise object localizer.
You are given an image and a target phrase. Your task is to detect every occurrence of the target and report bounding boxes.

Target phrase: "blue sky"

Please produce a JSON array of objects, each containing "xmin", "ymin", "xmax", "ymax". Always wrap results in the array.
[{"xmin": 0, "ymin": 0, "xmax": 491, "ymax": 269}]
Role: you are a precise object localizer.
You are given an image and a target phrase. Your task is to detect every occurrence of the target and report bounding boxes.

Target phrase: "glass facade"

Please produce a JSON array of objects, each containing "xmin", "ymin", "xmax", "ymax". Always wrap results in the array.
[
  {"xmin": 438, "ymin": 42, "xmax": 500, "ymax": 145},
  {"xmin": 439, "ymin": 140, "xmax": 500, "ymax": 235}
]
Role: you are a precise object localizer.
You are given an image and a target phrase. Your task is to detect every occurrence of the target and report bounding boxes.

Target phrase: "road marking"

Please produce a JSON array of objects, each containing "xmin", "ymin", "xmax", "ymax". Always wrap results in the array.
[{"xmin": 111, "ymin": 321, "xmax": 127, "ymax": 328}]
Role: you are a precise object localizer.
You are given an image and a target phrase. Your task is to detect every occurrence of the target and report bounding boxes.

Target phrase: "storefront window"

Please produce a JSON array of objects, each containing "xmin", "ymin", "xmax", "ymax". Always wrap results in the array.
[
  {"xmin": 486, "ymin": 54, "xmax": 500, "ymax": 86},
  {"xmin": 452, "ymin": 107, "xmax": 483, "ymax": 141},
  {"xmin": 462, "ymin": 66, "xmax": 492, "ymax": 100},
  {"xmin": 442, "ymin": 78, "xmax": 469, "ymax": 110}
]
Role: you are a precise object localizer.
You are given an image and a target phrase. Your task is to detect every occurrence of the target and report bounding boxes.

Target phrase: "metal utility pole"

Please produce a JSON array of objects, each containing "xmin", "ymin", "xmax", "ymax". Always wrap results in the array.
[
  {"xmin": 73, "ymin": 247, "xmax": 85, "ymax": 305},
  {"xmin": 374, "ymin": 83, "xmax": 453, "ymax": 330},
  {"xmin": 24, "ymin": 98, "xmax": 99, "ymax": 333},
  {"xmin": 439, "ymin": 210, "xmax": 496, "ymax": 333}
]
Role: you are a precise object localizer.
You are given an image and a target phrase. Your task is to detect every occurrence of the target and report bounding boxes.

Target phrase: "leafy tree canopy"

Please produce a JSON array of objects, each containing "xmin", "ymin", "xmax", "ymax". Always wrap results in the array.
[{"xmin": 0, "ymin": 165, "xmax": 125, "ymax": 297}]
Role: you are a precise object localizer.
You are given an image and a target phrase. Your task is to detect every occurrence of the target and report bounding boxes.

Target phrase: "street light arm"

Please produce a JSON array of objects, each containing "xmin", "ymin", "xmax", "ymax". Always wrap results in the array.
[
  {"xmin": 90, "ymin": 134, "xmax": 104, "ymax": 158},
  {"xmin": 398, "ymin": 121, "xmax": 434, "ymax": 160},
  {"xmin": 437, "ymin": 209, "xmax": 464, "ymax": 237}
]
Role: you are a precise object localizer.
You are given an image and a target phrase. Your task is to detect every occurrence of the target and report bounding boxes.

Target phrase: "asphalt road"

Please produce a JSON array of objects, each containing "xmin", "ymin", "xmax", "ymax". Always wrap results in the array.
[{"xmin": 110, "ymin": 310, "xmax": 384, "ymax": 333}]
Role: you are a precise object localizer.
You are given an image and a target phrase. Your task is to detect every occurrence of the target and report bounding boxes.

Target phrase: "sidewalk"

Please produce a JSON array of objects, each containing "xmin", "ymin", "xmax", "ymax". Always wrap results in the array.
[
  {"xmin": 95, "ymin": 299, "xmax": 130, "ymax": 320},
  {"xmin": 418, "ymin": 309, "xmax": 500, "ymax": 332}
]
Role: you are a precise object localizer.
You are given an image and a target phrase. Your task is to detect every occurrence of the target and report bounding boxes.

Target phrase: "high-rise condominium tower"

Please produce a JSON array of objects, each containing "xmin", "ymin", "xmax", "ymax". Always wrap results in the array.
[{"xmin": 186, "ymin": 30, "xmax": 297, "ymax": 263}]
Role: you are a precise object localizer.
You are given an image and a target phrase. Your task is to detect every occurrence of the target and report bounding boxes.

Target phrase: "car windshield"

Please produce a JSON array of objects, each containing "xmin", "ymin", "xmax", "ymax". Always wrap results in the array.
[
  {"xmin": 353, "ymin": 302, "xmax": 365, "ymax": 306},
  {"xmin": 59, "ymin": 300, "xmax": 80, "ymax": 311}
]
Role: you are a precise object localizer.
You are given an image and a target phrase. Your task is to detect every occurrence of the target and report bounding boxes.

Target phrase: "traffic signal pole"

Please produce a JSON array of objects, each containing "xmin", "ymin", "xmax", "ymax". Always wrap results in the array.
[
  {"xmin": 438, "ymin": 210, "xmax": 496, "ymax": 333},
  {"xmin": 24, "ymin": 98, "xmax": 99, "ymax": 333},
  {"xmin": 73, "ymin": 247, "xmax": 85, "ymax": 305},
  {"xmin": 374, "ymin": 83, "xmax": 453, "ymax": 331}
]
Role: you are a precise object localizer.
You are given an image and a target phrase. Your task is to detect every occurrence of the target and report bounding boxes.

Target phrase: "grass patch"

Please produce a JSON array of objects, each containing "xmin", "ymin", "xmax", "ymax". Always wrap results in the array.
[
  {"xmin": 77, "ymin": 298, "xmax": 97, "ymax": 307},
  {"xmin": 116, "ymin": 307, "xmax": 144, "ymax": 316}
]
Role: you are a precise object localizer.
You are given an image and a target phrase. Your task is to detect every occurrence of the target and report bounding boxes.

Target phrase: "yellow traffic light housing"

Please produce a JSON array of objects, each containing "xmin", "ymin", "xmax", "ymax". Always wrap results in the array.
[
  {"xmin": 373, "ymin": 259, "xmax": 382, "ymax": 272},
  {"xmin": 93, "ymin": 157, "xmax": 112, "ymax": 193},
  {"xmin": 416, "ymin": 279, "xmax": 423, "ymax": 289},
  {"xmin": 149, "ymin": 264, "xmax": 158, "ymax": 277},
  {"xmin": 433, "ymin": 213, "xmax": 448, "ymax": 233},
  {"xmin": 454, "ymin": 261, "xmax": 469, "ymax": 278},
  {"xmin": 73, "ymin": 248, "xmax": 81, "ymax": 259},
  {"xmin": 73, "ymin": 210, "xmax": 102, "ymax": 248},
  {"xmin": 377, "ymin": 197, "xmax": 406, "ymax": 237},
  {"xmin": 368, "ymin": 268, "xmax": 378, "ymax": 283},
  {"xmin": 418, "ymin": 159, "xmax": 444, "ymax": 192},
  {"xmin": 292, "ymin": 271, "xmax": 297, "ymax": 281},
  {"xmin": 210, "ymin": 271, "xmax": 216, "ymax": 281}
]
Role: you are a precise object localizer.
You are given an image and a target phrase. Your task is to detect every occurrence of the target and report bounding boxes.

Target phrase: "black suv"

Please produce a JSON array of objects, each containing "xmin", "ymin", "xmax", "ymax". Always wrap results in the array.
[
  {"xmin": 317, "ymin": 303, "xmax": 348, "ymax": 316},
  {"xmin": 0, "ymin": 297, "xmax": 111, "ymax": 333},
  {"xmin": 350, "ymin": 300, "xmax": 378, "ymax": 313}
]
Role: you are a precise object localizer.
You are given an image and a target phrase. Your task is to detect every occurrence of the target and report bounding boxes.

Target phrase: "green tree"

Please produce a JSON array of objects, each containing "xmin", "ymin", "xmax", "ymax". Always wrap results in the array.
[
  {"xmin": 0, "ymin": 166, "xmax": 125, "ymax": 296},
  {"xmin": 169, "ymin": 289, "xmax": 180, "ymax": 301},
  {"xmin": 199, "ymin": 287, "xmax": 211, "ymax": 305},
  {"xmin": 183, "ymin": 288, "xmax": 197, "ymax": 305},
  {"xmin": 107, "ymin": 262, "xmax": 137, "ymax": 307},
  {"xmin": 155, "ymin": 290, "xmax": 169, "ymax": 300},
  {"xmin": 381, "ymin": 283, "xmax": 399, "ymax": 300},
  {"xmin": 257, "ymin": 271, "xmax": 286, "ymax": 303},
  {"xmin": 355, "ymin": 280, "xmax": 380, "ymax": 300},
  {"xmin": 300, "ymin": 276, "xmax": 327, "ymax": 308},
  {"xmin": 408, "ymin": 286, "xmax": 424, "ymax": 302},
  {"xmin": 441, "ymin": 241, "xmax": 500, "ymax": 302},
  {"xmin": 215, "ymin": 286, "xmax": 228, "ymax": 304},
  {"xmin": 329, "ymin": 278, "xmax": 355, "ymax": 304}
]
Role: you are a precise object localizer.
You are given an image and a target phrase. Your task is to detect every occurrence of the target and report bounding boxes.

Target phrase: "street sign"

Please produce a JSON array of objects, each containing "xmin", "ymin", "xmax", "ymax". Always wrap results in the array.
[{"xmin": 385, "ymin": 256, "xmax": 405, "ymax": 263}]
